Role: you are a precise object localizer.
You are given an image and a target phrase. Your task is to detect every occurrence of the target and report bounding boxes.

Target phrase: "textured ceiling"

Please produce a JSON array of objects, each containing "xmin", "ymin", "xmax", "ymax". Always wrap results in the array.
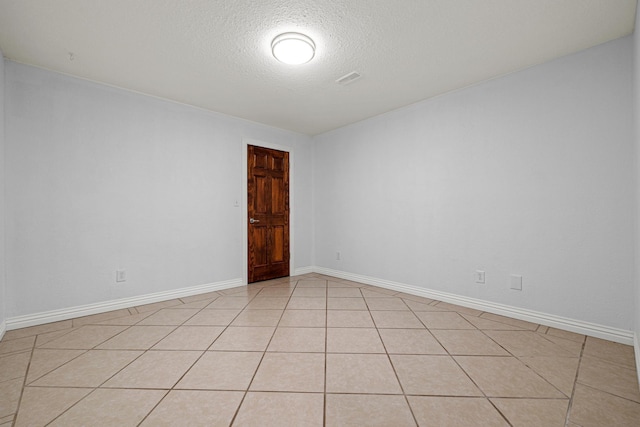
[{"xmin": 0, "ymin": 0, "xmax": 636, "ymax": 135}]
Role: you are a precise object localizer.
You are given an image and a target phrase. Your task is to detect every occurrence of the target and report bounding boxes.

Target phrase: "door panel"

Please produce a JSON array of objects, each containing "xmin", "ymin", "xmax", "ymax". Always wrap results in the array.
[
  {"xmin": 248, "ymin": 145, "xmax": 290, "ymax": 283},
  {"xmin": 271, "ymin": 226, "xmax": 285, "ymax": 263},
  {"xmin": 271, "ymin": 177, "xmax": 285, "ymax": 214},
  {"xmin": 256, "ymin": 176, "xmax": 268, "ymax": 214},
  {"xmin": 252, "ymin": 227, "xmax": 268, "ymax": 266}
]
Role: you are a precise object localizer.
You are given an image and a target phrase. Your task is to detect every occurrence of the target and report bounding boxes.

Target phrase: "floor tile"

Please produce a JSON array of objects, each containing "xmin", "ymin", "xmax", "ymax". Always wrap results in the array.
[
  {"xmin": 434, "ymin": 302, "xmax": 484, "ymax": 316},
  {"xmin": 408, "ymin": 396, "xmax": 509, "ymax": 427},
  {"xmin": 1, "ymin": 320, "xmax": 72, "ymax": 341},
  {"xmin": 327, "ymin": 297, "xmax": 367, "ymax": 310},
  {"xmin": 103, "ymin": 350, "xmax": 201, "ymax": 389},
  {"xmin": 245, "ymin": 297, "xmax": 289, "ymax": 309},
  {"xmin": 391, "ymin": 354, "xmax": 482, "ymax": 396},
  {"xmin": 38, "ymin": 325, "xmax": 128, "ymax": 349},
  {"xmin": 484, "ymin": 330, "xmax": 575, "ymax": 357},
  {"xmin": 140, "ymin": 390, "xmax": 243, "ymax": 426},
  {"xmin": 136, "ymin": 308, "xmax": 200, "ymax": 325},
  {"xmin": 541, "ymin": 333, "xmax": 584, "ymax": 356},
  {"xmin": 378, "ymin": 328, "xmax": 447, "ymax": 354},
  {"xmin": 327, "ymin": 328, "xmax": 385, "ymax": 353},
  {"xmin": 460, "ymin": 313, "xmax": 527, "ymax": 330},
  {"xmin": 327, "ymin": 280, "xmax": 360, "ymax": 288},
  {"xmin": 570, "ymin": 384, "xmax": 640, "ymax": 427},
  {"xmin": 209, "ymin": 326, "xmax": 275, "ymax": 351},
  {"xmin": 296, "ymin": 279, "xmax": 328, "ymax": 288},
  {"xmin": 0, "ymin": 336, "xmax": 35, "ymax": 355},
  {"xmin": 327, "ymin": 310, "xmax": 374, "ymax": 328},
  {"xmin": 519, "ymin": 356, "xmax": 580, "ymax": 396},
  {"xmin": 184, "ymin": 308, "xmax": 241, "ymax": 326},
  {"xmin": 49, "ymin": 388, "xmax": 166, "ymax": 427},
  {"xmin": 546, "ymin": 327, "xmax": 586, "ymax": 343},
  {"xmin": 14, "ymin": 387, "xmax": 92, "ymax": 427},
  {"xmin": 96, "ymin": 325, "xmax": 176, "ymax": 350},
  {"xmin": 395, "ymin": 293, "xmax": 435, "ymax": 304},
  {"xmin": 0, "ymin": 351, "xmax": 31, "ymax": 382},
  {"xmin": 287, "ymin": 297, "xmax": 327, "ymax": 310},
  {"xmin": 232, "ymin": 392, "xmax": 324, "ymax": 427},
  {"xmin": 26, "ymin": 349, "xmax": 86, "ymax": 384},
  {"xmin": 0, "ymin": 378, "xmax": 23, "ymax": 418},
  {"xmin": 134, "ymin": 299, "xmax": 183, "ymax": 313},
  {"xmin": 179, "ymin": 291, "xmax": 221, "ymax": 304},
  {"xmin": 583, "ymin": 337, "xmax": 636, "ymax": 369},
  {"xmin": 34, "ymin": 329, "xmax": 76, "ymax": 347},
  {"xmin": 32, "ymin": 350, "xmax": 143, "ymax": 387},
  {"xmin": 455, "ymin": 356, "xmax": 566, "ymax": 398},
  {"xmin": 370, "ymin": 310, "xmax": 424, "ymax": 328},
  {"xmin": 292, "ymin": 287, "xmax": 326, "ymax": 297},
  {"xmin": 72, "ymin": 309, "xmax": 132, "ymax": 327},
  {"xmin": 326, "ymin": 353, "xmax": 402, "ymax": 394},
  {"xmin": 151, "ymin": 326, "xmax": 224, "ymax": 350},
  {"xmin": 217, "ymin": 287, "xmax": 260, "ymax": 297},
  {"xmin": 415, "ymin": 312, "xmax": 475, "ymax": 329},
  {"xmin": 176, "ymin": 351, "xmax": 262, "ymax": 390},
  {"xmin": 231, "ymin": 309, "xmax": 283, "ymax": 327},
  {"xmin": 257, "ymin": 287, "xmax": 295, "ymax": 297},
  {"xmin": 206, "ymin": 297, "xmax": 251, "ymax": 309},
  {"xmin": 361, "ymin": 288, "xmax": 397, "ymax": 297},
  {"xmin": 250, "ymin": 352, "xmax": 324, "ymax": 392},
  {"xmin": 178, "ymin": 298, "xmax": 217, "ymax": 309},
  {"xmin": 267, "ymin": 327, "xmax": 325, "ymax": 352},
  {"xmin": 95, "ymin": 311, "xmax": 155, "ymax": 325},
  {"xmin": 491, "ymin": 398, "xmax": 569, "ymax": 427},
  {"xmin": 365, "ymin": 297, "xmax": 409, "ymax": 310},
  {"xmin": 327, "ymin": 287, "xmax": 363, "ymax": 298},
  {"xmin": 430, "ymin": 330, "xmax": 509, "ymax": 356},
  {"xmin": 478, "ymin": 313, "xmax": 538, "ymax": 331},
  {"xmin": 326, "ymin": 394, "xmax": 416, "ymax": 427},
  {"xmin": 279, "ymin": 309, "xmax": 326, "ymax": 327},
  {"xmin": 577, "ymin": 356, "xmax": 640, "ymax": 402},
  {"xmin": 403, "ymin": 299, "xmax": 446, "ymax": 312}
]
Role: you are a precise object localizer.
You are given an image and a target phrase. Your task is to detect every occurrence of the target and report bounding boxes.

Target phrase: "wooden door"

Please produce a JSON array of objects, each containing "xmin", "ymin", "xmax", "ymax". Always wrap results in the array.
[{"xmin": 247, "ymin": 145, "xmax": 290, "ymax": 283}]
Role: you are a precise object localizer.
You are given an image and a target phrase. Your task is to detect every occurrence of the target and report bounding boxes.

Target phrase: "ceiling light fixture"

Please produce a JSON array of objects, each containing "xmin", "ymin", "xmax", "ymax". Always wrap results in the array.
[{"xmin": 271, "ymin": 32, "xmax": 315, "ymax": 65}]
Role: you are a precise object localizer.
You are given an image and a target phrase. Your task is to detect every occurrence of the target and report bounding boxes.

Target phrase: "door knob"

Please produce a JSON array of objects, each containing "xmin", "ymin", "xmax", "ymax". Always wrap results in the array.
[{"xmin": 250, "ymin": 218, "xmax": 260, "ymax": 224}]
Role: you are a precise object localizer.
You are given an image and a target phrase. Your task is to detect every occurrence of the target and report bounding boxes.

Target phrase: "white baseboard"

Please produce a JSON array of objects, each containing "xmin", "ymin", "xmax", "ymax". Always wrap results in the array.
[
  {"xmin": 6, "ymin": 278, "xmax": 243, "ymax": 331},
  {"xmin": 293, "ymin": 266, "xmax": 315, "ymax": 276},
  {"xmin": 5, "ymin": 267, "xmax": 635, "ymax": 348},
  {"xmin": 314, "ymin": 266, "xmax": 635, "ymax": 345},
  {"xmin": 635, "ymin": 332, "xmax": 640, "ymax": 385}
]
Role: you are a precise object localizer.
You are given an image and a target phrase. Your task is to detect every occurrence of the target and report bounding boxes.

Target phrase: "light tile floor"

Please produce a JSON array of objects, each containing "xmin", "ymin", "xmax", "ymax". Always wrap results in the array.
[{"xmin": 1, "ymin": 274, "xmax": 639, "ymax": 426}]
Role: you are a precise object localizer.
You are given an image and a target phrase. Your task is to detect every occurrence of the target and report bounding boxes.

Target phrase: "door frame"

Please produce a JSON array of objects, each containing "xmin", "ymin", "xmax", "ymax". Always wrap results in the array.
[{"xmin": 242, "ymin": 138, "xmax": 294, "ymax": 285}]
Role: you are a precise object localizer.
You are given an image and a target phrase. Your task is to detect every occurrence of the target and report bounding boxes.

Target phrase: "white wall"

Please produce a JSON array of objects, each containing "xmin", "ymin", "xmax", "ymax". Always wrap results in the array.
[
  {"xmin": 4, "ymin": 62, "xmax": 313, "ymax": 318},
  {"xmin": 0, "ymin": 51, "xmax": 6, "ymax": 335},
  {"xmin": 314, "ymin": 36, "xmax": 634, "ymax": 331}
]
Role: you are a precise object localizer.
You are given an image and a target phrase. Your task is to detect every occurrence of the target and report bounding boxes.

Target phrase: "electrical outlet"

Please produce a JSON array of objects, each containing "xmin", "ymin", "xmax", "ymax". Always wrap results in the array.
[
  {"xmin": 116, "ymin": 270, "xmax": 126, "ymax": 283},
  {"xmin": 475, "ymin": 270, "xmax": 485, "ymax": 284},
  {"xmin": 336, "ymin": 251, "xmax": 341, "ymax": 261},
  {"xmin": 510, "ymin": 274, "xmax": 522, "ymax": 291}
]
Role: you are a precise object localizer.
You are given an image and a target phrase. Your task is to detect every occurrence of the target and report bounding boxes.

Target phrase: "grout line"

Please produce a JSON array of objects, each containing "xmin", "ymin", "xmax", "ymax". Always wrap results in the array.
[
  {"xmin": 407, "ymin": 301, "xmax": 514, "ymax": 426},
  {"xmin": 372, "ymin": 307, "xmax": 421, "ymax": 426},
  {"xmin": 228, "ymin": 277, "xmax": 299, "ymax": 426},
  {"xmin": 135, "ymin": 389, "xmax": 171, "ymax": 426},
  {"xmin": 10, "ymin": 335, "xmax": 37, "ymax": 426},
  {"xmin": 564, "ymin": 338, "xmax": 587, "ymax": 426},
  {"xmin": 323, "ymin": 279, "xmax": 328, "ymax": 427}
]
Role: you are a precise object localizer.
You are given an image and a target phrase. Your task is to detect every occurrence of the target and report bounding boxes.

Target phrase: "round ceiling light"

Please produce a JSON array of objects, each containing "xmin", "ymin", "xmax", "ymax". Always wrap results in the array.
[{"xmin": 271, "ymin": 32, "xmax": 315, "ymax": 65}]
